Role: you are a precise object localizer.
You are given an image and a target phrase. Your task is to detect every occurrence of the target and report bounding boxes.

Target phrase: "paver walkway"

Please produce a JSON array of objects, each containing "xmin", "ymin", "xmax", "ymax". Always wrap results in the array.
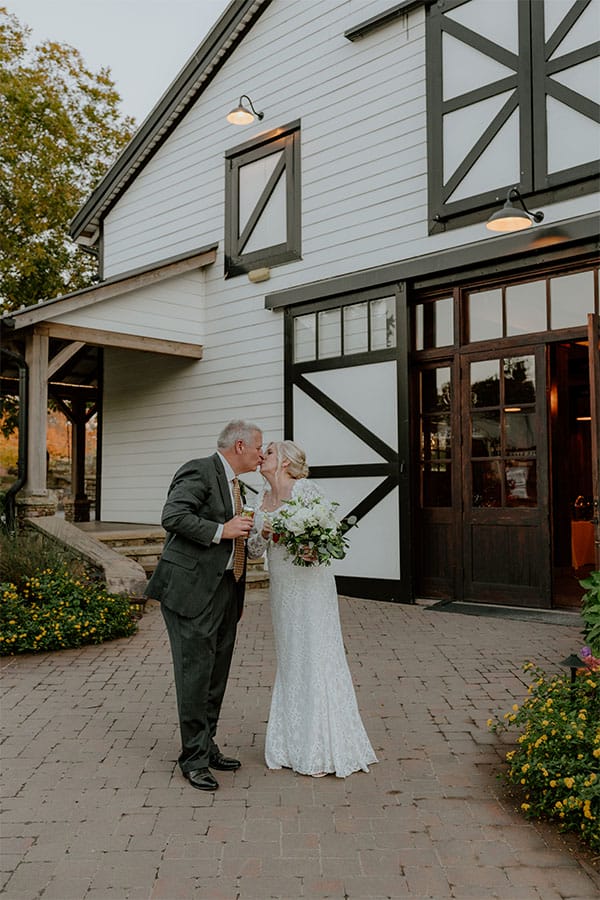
[{"xmin": 1, "ymin": 593, "xmax": 599, "ymax": 900}]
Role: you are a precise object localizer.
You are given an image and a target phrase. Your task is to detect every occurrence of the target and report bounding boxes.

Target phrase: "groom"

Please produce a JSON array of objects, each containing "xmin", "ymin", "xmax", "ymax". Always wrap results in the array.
[{"xmin": 146, "ymin": 420, "xmax": 264, "ymax": 790}]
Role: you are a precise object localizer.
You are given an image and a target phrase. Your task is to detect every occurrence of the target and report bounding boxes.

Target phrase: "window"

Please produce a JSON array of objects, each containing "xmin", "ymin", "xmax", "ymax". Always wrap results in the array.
[
  {"xmin": 466, "ymin": 268, "xmax": 597, "ymax": 342},
  {"xmin": 419, "ymin": 366, "xmax": 452, "ymax": 507},
  {"xmin": 292, "ymin": 296, "xmax": 397, "ymax": 362},
  {"xmin": 470, "ymin": 356, "xmax": 537, "ymax": 508},
  {"xmin": 426, "ymin": 0, "xmax": 599, "ymax": 229},
  {"xmin": 225, "ymin": 122, "xmax": 301, "ymax": 277},
  {"xmin": 415, "ymin": 296, "xmax": 454, "ymax": 350}
]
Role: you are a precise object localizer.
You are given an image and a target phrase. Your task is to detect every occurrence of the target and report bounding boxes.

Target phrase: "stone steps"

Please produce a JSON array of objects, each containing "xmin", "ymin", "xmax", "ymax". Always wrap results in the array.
[{"xmin": 93, "ymin": 527, "xmax": 268, "ymax": 589}]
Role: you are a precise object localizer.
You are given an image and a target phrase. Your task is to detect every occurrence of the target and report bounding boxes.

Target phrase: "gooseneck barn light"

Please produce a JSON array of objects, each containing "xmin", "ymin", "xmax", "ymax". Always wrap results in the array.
[
  {"xmin": 486, "ymin": 187, "xmax": 544, "ymax": 233},
  {"xmin": 226, "ymin": 95, "xmax": 264, "ymax": 125}
]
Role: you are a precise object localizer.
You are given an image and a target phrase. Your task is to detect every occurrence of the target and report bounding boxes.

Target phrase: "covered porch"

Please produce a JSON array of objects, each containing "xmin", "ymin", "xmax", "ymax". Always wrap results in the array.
[{"xmin": 1, "ymin": 245, "xmax": 215, "ymax": 526}]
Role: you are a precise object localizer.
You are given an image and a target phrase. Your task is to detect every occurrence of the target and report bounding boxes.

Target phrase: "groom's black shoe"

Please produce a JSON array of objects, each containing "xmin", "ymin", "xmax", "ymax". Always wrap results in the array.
[
  {"xmin": 209, "ymin": 751, "xmax": 241, "ymax": 771},
  {"xmin": 184, "ymin": 768, "xmax": 219, "ymax": 791}
]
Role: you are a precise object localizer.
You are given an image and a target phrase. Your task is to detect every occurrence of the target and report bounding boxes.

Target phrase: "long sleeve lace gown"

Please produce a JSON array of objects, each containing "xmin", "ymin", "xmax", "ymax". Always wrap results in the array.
[{"xmin": 248, "ymin": 478, "xmax": 377, "ymax": 778}]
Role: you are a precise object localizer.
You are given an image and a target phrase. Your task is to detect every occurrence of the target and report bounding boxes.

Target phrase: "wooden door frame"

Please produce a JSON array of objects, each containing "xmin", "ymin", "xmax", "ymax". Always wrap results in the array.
[
  {"xmin": 459, "ymin": 344, "xmax": 551, "ymax": 606},
  {"xmin": 411, "ymin": 355, "xmax": 462, "ymax": 601}
]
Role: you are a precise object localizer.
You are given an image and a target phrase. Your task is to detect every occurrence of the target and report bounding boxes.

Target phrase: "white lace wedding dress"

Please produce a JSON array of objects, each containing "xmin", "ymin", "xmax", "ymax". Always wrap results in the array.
[{"xmin": 247, "ymin": 478, "xmax": 377, "ymax": 778}]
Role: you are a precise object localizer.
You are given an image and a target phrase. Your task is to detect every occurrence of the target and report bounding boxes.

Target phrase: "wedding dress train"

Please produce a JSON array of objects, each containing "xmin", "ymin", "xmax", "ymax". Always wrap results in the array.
[{"xmin": 248, "ymin": 479, "xmax": 377, "ymax": 778}]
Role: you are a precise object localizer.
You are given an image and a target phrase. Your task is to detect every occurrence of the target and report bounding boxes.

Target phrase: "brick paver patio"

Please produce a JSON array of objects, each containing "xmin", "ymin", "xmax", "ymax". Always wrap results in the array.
[{"xmin": 1, "ymin": 592, "xmax": 599, "ymax": 899}]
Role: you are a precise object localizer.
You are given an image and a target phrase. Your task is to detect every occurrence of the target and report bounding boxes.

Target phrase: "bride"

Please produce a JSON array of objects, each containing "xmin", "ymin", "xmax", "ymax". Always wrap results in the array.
[{"xmin": 247, "ymin": 440, "xmax": 377, "ymax": 778}]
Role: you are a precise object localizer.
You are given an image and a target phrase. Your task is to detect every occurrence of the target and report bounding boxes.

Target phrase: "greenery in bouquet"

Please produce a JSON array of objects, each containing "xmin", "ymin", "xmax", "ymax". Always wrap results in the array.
[
  {"xmin": 269, "ymin": 494, "xmax": 356, "ymax": 567},
  {"xmin": 489, "ymin": 656, "xmax": 600, "ymax": 852}
]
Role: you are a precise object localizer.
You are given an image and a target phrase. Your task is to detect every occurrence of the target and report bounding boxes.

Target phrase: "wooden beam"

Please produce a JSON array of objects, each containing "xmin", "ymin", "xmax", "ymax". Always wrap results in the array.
[
  {"xmin": 8, "ymin": 246, "xmax": 216, "ymax": 329},
  {"xmin": 35, "ymin": 323, "xmax": 203, "ymax": 358},
  {"xmin": 48, "ymin": 341, "xmax": 85, "ymax": 378},
  {"xmin": 47, "ymin": 384, "xmax": 97, "ymax": 401}
]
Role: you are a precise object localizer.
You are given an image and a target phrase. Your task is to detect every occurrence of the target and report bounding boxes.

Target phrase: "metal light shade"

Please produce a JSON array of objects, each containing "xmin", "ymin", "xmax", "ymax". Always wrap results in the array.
[
  {"xmin": 226, "ymin": 95, "xmax": 264, "ymax": 125},
  {"xmin": 486, "ymin": 187, "xmax": 544, "ymax": 232}
]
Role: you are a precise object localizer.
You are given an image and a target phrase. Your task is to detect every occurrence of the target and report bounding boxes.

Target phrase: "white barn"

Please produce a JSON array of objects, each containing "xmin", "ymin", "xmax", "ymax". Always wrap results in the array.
[{"xmin": 3, "ymin": 0, "xmax": 599, "ymax": 607}]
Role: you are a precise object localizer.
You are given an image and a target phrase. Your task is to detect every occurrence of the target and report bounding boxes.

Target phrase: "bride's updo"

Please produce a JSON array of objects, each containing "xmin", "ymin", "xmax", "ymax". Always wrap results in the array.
[{"xmin": 272, "ymin": 440, "xmax": 309, "ymax": 479}]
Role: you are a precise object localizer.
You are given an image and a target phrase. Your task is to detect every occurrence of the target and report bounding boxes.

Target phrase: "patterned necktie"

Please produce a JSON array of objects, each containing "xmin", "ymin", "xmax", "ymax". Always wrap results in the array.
[{"xmin": 232, "ymin": 477, "xmax": 244, "ymax": 581}]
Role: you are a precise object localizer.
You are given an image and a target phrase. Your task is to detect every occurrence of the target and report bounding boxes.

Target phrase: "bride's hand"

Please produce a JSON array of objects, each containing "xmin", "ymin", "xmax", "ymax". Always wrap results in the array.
[
  {"xmin": 299, "ymin": 544, "xmax": 318, "ymax": 563},
  {"xmin": 261, "ymin": 521, "xmax": 274, "ymax": 540}
]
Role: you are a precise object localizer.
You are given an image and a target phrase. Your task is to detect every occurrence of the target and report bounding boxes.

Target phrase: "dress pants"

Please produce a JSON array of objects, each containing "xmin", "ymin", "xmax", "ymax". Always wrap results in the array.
[{"xmin": 161, "ymin": 571, "xmax": 238, "ymax": 773}]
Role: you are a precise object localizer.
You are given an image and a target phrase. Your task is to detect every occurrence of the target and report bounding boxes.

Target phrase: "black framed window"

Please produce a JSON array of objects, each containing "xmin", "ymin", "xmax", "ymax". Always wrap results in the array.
[
  {"xmin": 292, "ymin": 294, "xmax": 397, "ymax": 363},
  {"xmin": 224, "ymin": 121, "xmax": 301, "ymax": 277},
  {"xmin": 426, "ymin": 0, "xmax": 599, "ymax": 230}
]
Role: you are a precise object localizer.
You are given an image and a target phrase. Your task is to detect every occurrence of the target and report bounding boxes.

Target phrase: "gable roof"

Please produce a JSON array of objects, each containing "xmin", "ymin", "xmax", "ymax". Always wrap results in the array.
[{"xmin": 70, "ymin": 0, "xmax": 273, "ymax": 246}]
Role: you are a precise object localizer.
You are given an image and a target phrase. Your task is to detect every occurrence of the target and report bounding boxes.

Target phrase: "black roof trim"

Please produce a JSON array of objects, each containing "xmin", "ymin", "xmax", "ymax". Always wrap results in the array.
[{"xmin": 70, "ymin": 0, "xmax": 273, "ymax": 242}]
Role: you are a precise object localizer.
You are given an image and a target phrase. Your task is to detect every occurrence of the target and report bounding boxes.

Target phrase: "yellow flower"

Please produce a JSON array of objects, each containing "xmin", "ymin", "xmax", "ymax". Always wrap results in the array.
[
  {"xmin": 563, "ymin": 777, "xmax": 575, "ymax": 789},
  {"xmin": 521, "ymin": 803, "xmax": 530, "ymax": 811}
]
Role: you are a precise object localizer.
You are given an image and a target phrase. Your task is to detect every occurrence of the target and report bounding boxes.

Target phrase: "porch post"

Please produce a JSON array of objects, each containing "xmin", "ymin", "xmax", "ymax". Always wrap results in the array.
[
  {"xmin": 17, "ymin": 329, "xmax": 57, "ymax": 519},
  {"xmin": 71, "ymin": 396, "xmax": 91, "ymax": 522}
]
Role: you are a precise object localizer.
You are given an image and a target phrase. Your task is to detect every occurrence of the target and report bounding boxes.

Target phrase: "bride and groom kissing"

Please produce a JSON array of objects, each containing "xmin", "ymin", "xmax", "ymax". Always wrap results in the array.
[{"xmin": 146, "ymin": 419, "xmax": 377, "ymax": 790}]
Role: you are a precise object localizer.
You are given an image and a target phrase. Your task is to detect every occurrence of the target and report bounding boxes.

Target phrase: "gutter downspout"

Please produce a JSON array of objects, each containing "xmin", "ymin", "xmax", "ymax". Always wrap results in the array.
[{"xmin": 1, "ymin": 347, "xmax": 28, "ymax": 534}]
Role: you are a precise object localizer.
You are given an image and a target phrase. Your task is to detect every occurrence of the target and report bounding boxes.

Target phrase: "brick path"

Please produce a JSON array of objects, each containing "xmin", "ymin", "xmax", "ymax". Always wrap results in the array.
[{"xmin": 1, "ymin": 593, "xmax": 599, "ymax": 899}]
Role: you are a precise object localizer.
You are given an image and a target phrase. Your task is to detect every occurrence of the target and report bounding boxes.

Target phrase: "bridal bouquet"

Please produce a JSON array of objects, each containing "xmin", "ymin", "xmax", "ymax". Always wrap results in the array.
[{"xmin": 269, "ymin": 494, "xmax": 356, "ymax": 567}]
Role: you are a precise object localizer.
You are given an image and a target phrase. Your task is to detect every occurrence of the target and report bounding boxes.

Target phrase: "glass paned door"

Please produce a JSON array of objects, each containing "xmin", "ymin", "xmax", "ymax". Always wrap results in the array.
[
  {"xmin": 461, "ymin": 346, "xmax": 550, "ymax": 606},
  {"xmin": 415, "ymin": 361, "xmax": 458, "ymax": 599}
]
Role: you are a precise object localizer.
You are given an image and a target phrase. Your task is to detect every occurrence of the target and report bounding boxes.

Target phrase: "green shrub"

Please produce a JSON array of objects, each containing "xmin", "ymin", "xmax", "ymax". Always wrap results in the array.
[
  {"xmin": 490, "ymin": 661, "xmax": 600, "ymax": 852},
  {"xmin": 580, "ymin": 570, "xmax": 600, "ymax": 655},
  {"xmin": 0, "ymin": 567, "xmax": 137, "ymax": 655},
  {"xmin": 0, "ymin": 527, "xmax": 93, "ymax": 589}
]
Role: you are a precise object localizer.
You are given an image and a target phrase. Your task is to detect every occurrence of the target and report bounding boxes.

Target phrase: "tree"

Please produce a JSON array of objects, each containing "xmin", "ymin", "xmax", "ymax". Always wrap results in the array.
[{"xmin": 0, "ymin": 7, "xmax": 135, "ymax": 313}]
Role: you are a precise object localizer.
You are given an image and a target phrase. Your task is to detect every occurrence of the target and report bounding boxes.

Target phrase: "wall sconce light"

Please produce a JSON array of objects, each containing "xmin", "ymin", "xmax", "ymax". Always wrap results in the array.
[
  {"xmin": 486, "ymin": 187, "xmax": 544, "ymax": 233},
  {"xmin": 226, "ymin": 95, "xmax": 264, "ymax": 125}
]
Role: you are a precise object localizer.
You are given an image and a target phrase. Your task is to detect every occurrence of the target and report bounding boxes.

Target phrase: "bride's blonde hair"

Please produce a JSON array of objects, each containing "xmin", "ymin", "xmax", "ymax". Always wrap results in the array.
[{"xmin": 270, "ymin": 440, "xmax": 309, "ymax": 479}]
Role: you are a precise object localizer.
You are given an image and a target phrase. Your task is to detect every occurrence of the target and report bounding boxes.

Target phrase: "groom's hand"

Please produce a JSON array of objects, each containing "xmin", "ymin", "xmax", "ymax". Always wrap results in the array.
[{"xmin": 222, "ymin": 515, "xmax": 253, "ymax": 540}]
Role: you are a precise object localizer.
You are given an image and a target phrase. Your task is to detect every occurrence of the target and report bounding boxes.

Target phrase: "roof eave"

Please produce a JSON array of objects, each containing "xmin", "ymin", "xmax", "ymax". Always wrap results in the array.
[{"xmin": 70, "ymin": 0, "xmax": 273, "ymax": 244}]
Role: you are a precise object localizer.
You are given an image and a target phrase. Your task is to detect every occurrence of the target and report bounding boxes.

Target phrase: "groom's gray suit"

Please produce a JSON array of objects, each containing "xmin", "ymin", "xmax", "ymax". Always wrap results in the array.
[{"xmin": 146, "ymin": 453, "xmax": 246, "ymax": 773}]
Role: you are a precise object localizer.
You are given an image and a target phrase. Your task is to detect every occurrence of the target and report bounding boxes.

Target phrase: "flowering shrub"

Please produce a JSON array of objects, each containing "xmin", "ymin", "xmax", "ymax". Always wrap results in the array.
[
  {"xmin": 269, "ymin": 494, "xmax": 356, "ymax": 567},
  {"xmin": 0, "ymin": 567, "xmax": 137, "ymax": 655},
  {"xmin": 490, "ymin": 656, "xmax": 600, "ymax": 852}
]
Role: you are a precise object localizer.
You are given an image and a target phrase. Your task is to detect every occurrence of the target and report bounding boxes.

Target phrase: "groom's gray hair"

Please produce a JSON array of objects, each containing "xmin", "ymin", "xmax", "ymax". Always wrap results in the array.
[{"xmin": 217, "ymin": 420, "xmax": 262, "ymax": 449}]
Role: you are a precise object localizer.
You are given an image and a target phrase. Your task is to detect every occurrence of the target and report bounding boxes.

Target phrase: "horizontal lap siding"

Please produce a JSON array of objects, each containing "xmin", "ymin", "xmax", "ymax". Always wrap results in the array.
[
  {"xmin": 103, "ymin": 0, "xmax": 431, "ymax": 279},
  {"xmin": 95, "ymin": 0, "xmax": 599, "ymax": 523},
  {"xmin": 100, "ymin": 290, "xmax": 282, "ymax": 521},
  {"xmin": 99, "ymin": 0, "xmax": 432, "ymax": 521}
]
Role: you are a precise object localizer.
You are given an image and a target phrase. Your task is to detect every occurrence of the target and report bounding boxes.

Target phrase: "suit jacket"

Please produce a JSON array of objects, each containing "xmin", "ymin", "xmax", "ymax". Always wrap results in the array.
[{"xmin": 145, "ymin": 453, "xmax": 245, "ymax": 619}]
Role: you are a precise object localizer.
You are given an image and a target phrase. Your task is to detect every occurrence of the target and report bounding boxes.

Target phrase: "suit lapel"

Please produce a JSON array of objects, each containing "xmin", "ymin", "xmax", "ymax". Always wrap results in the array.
[{"xmin": 213, "ymin": 453, "xmax": 234, "ymax": 518}]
